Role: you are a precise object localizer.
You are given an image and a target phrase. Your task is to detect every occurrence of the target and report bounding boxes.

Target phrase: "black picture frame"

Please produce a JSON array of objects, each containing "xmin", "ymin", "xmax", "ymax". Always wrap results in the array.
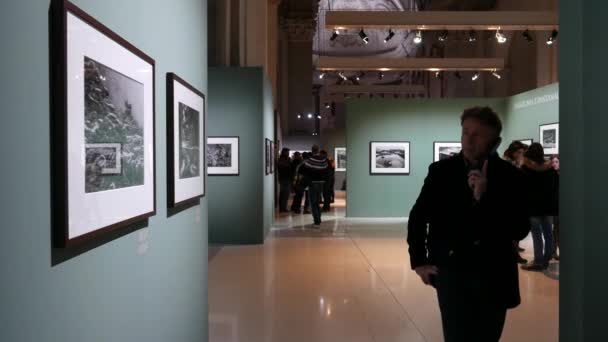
[
  {"xmin": 50, "ymin": 0, "xmax": 156, "ymax": 248},
  {"xmin": 207, "ymin": 136, "xmax": 240, "ymax": 176},
  {"xmin": 167, "ymin": 73, "xmax": 206, "ymax": 209},
  {"xmin": 265, "ymin": 138, "xmax": 271, "ymax": 175},
  {"xmin": 539, "ymin": 122, "xmax": 559, "ymax": 155},
  {"xmin": 369, "ymin": 141, "xmax": 411, "ymax": 175}
]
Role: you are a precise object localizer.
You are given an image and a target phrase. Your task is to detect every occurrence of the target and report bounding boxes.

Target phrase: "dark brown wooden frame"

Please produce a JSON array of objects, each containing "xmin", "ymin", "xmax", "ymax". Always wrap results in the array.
[
  {"xmin": 369, "ymin": 141, "xmax": 411, "ymax": 176},
  {"xmin": 207, "ymin": 136, "xmax": 240, "ymax": 176},
  {"xmin": 166, "ymin": 73, "xmax": 207, "ymax": 209},
  {"xmin": 50, "ymin": 0, "xmax": 156, "ymax": 248},
  {"xmin": 433, "ymin": 141, "xmax": 462, "ymax": 162}
]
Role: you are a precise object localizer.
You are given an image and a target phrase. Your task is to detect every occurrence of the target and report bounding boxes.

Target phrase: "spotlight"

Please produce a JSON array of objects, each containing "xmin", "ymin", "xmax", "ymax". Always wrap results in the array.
[
  {"xmin": 468, "ymin": 30, "xmax": 477, "ymax": 42},
  {"xmin": 438, "ymin": 30, "xmax": 448, "ymax": 42},
  {"xmin": 355, "ymin": 75, "xmax": 361, "ymax": 81},
  {"xmin": 434, "ymin": 71, "xmax": 441, "ymax": 79},
  {"xmin": 317, "ymin": 115, "xmax": 322, "ymax": 119},
  {"xmin": 319, "ymin": 72, "xmax": 326, "ymax": 80},
  {"xmin": 472, "ymin": 72, "xmax": 480, "ymax": 81},
  {"xmin": 330, "ymin": 31, "xmax": 339, "ymax": 41},
  {"xmin": 413, "ymin": 31, "xmax": 423, "ymax": 44},
  {"xmin": 492, "ymin": 70, "xmax": 501, "ymax": 79},
  {"xmin": 324, "ymin": 102, "xmax": 330, "ymax": 109},
  {"xmin": 384, "ymin": 29, "xmax": 395, "ymax": 43},
  {"xmin": 454, "ymin": 71, "xmax": 462, "ymax": 80},
  {"xmin": 522, "ymin": 30, "xmax": 534, "ymax": 42},
  {"xmin": 378, "ymin": 71, "xmax": 384, "ymax": 80},
  {"xmin": 547, "ymin": 29, "xmax": 558, "ymax": 45},
  {"xmin": 338, "ymin": 72, "xmax": 348, "ymax": 81},
  {"xmin": 359, "ymin": 29, "xmax": 369, "ymax": 44},
  {"xmin": 495, "ymin": 30, "xmax": 507, "ymax": 44},
  {"xmin": 307, "ymin": 113, "xmax": 313, "ymax": 119},
  {"xmin": 297, "ymin": 114, "xmax": 302, "ymax": 119}
]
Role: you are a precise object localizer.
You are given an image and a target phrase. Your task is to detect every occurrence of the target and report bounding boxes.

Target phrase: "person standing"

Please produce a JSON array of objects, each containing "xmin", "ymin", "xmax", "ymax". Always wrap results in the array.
[
  {"xmin": 407, "ymin": 107, "xmax": 530, "ymax": 342},
  {"xmin": 320, "ymin": 150, "xmax": 334, "ymax": 212},
  {"xmin": 290, "ymin": 152, "xmax": 306, "ymax": 213},
  {"xmin": 520, "ymin": 144, "xmax": 559, "ymax": 271},
  {"xmin": 502, "ymin": 140, "xmax": 529, "ymax": 264},
  {"xmin": 550, "ymin": 155, "xmax": 560, "ymax": 260},
  {"xmin": 277, "ymin": 148, "xmax": 292, "ymax": 213},
  {"xmin": 299, "ymin": 145, "xmax": 329, "ymax": 226}
]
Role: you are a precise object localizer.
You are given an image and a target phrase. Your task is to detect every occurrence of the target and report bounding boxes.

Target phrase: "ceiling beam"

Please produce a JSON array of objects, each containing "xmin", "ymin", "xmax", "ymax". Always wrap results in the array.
[
  {"xmin": 318, "ymin": 57, "xmax": 504, "ymax": 71},
  {"xmin": 327, "ymin": 84, "xmax": 426, "ymax": 94},
  {"xmin": 325, "ymin": 11, "xmax": 558, "ymax": 31}
]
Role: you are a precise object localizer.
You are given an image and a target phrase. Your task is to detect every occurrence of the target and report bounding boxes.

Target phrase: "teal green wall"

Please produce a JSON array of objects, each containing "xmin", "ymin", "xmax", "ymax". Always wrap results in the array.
[
  {"xmin": 502, "ymin": 83, "xmax": 559, "ymax": 152},
  {"xmin": 346, "ymin": 98, "xmax": 504, "ymax": 217},
  {"xmin": 0, "ymin": 1, "xmax": 208, "ymax": 341},
  {"xmin": 208, "ymin": 68, "xmax": 274, "ymax": 244},
  {"xmin": 263, "ymin": 73, "xmax": 275, "ymax": 238},
  {"xmin": 322, "ymin": 128, "xmax": 347, "ymax": 190}
]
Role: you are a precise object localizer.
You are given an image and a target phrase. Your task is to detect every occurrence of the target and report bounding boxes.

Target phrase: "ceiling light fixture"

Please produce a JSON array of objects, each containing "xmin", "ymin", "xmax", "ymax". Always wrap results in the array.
[
  {"xmin": 472, "ymin": 72, "xmax": 480, "ymax": 81},
  {"xmin": 307, "ymin": 113, "xmax": 313, "ymax": 119},
  {"xmin": 319, "ymin": 72, "xmax": 326, "ymax": 80},
  {"xmin": 413, "ymin": 31, "xmax": 423, "ymax": 44},
  {"xmin": 434, "ymin": 71, "xmax": 441, "ymax": 79},
  {"xmin": 330, "ymin": 31, "xmax": 339, "ymax": 41},
  {"xmin": 492, "ymin": 69, "xmax": 501, "ymax": 79},
  {"xmin": 317, "ymin": 115, "xmax": 322, "ymax": 119},
  {"xmin": 324, "ymin": 102, "xmax": 330, "ymax": 109},
  {"xmin": 359, "ymin": 29, "xmax": 369, "ymax": 44},
  {"xmin": 297, "ymin": 114, "xmax": 302, "ymax": 119},
  {"xmin": 454, "ymin": 71, "xmax": 462, "ymax": 80},
  {"xmin": 384, "ymin": 29, "xmax": 395, "ymax": 43},
  {"xmin": 522, "ymin": 29, "xmax": 534, "ymax": 42},
  {"xmin": 495, "ymin": 30, "xmax": 507, "ymax": 44},
  {"xmin": 547, "ymin": 29, "xmax": 558, "ymax": 45},
  {"xmin": 378, "ymin": 71, "xmax": 384, "ymax": 80},
  {"xmin": 438, "ymin": 30, "xmax": 448, "ymax": 42},
  {"xmin": 468, "ymin": 30, "xmax": 477, "ymax": 43}
]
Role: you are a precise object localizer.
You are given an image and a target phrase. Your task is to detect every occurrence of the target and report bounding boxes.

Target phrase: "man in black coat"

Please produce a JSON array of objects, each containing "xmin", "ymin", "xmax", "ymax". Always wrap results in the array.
[{"xmin": 407, "ymin": 107, "xmax": 530, "ymax": 342}]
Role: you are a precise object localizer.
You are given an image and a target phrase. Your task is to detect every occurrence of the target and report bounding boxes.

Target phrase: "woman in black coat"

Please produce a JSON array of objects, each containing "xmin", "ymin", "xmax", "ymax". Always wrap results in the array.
[{"xmin": 520, "ymin": 143, "xmax": 559, "ymax": 271}]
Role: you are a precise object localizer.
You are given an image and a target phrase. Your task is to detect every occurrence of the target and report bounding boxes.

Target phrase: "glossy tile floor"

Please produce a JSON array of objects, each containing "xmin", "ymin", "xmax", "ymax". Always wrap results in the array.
[{"xmin": 209, "ymin": 193, "xmax": 559, "ymax": 342}]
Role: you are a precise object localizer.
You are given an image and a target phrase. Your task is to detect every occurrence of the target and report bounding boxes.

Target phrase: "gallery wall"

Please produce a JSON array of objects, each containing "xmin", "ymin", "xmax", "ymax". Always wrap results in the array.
[
  {"xmin": 321, "ymin": 128, "xmax": 347, "ymax": 190},
  {"xmin": 346, "ymin": 98, "xmax": 505, "ymax": 218},
  {"xmin": 0, "ymin": 0, "xmax": 209, "ymax": 341},
  {"xmin": 502, "ymin": 83, "xmax": 559, "ymax": 152},
  {"xmin": 208, "ymin": 67, "xmax": 274, "ymax": 244}
]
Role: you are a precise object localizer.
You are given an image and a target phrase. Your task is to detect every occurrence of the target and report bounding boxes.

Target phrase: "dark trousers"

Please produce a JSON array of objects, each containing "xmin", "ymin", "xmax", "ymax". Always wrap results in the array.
[
  {"xmin": 308, "ymin": 182, "xmax": 324, "ymax": 224},
  {"xmin": 279, "ymin": 179, "xmax": 291, "ymax": 211},
  {"xmin": 291, "ymin": 189, "xmax": 309, "ymax": 212},
  {"xmin": 435, "ymin": 267, "xmax": 507, "ymax": 342},
  {"xmin": 322, "ymin": 181, "xmax": 331, "ymax": 210}
]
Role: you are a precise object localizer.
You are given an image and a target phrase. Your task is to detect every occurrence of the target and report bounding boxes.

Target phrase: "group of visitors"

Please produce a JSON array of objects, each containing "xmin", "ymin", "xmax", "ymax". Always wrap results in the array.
[{"xmin": 276, "ymin": 145, "xmax": 336, "ymax": 227}]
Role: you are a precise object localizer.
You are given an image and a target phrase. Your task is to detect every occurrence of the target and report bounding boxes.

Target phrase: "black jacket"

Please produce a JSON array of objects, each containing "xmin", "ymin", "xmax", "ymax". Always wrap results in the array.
[
  {"xmin": 521, "ymin": 159, "xmax": 559, "ymax": 216},
  {"xmin": 277, "ymin": 156, "xmax": 292, "ymax": 182},
  {"xmin": 407, "ymin": 153, "xmax": 530, "ymax": 309}
]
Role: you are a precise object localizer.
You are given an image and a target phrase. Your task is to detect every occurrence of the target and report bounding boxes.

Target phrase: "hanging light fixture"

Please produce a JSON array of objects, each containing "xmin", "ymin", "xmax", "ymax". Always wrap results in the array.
[
  {"xmin": 522, "ymin": 29, "xmax": 534, "ymax": 42},
  {"xmin": 492, "ymin": 69, "xmax": 501, "ymax": 79},
  {"xmin": 330, "ymin": 29, "xmax": 340, "ymax": 41},
  {"xmin": 378, "ymin": 71, "xmax": 384, "ymax": 80},
  {"xmin": 319, "ymin": 72, "xmax": 326, "ymax": 80},
  {"xmin": 472, "ymin": 72, "xmax": 480, "ymax": 81},
  {"xmin": 438, "ymin": 30, "xmax": 448, "ymax": 42},
  {"xmin": 495, "ymin": 29, "xmax": 507, "ymax": 44},
  {"xmin": 413, "ymin": 31, "xmax": 423, "ymax": 44},
  {"xmin": 467, "ymin": 30, "xmax": 477, "ymax": 43},
  {"xmin": 547, "ymin": 29, "xmax": 558, "ymax": 45},
  {"xmin": 384, "ymin": 29, "xmax": 395, "ymax": 43},
  {"xmin": 359, "ymin": 29, "xmax": 369, "ymax": 44}
]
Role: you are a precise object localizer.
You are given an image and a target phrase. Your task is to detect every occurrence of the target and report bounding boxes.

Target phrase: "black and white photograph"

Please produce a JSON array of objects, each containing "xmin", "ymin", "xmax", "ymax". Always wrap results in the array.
[
  {"xmin": 433, "ymin": 142, "xmax": 462, "ymax": 162},
  {"xmin": 179, "ymin": 102, "xmax": 200, "ymax": 179},
  {"xmin": 335, "ymin": 147, "xmax": 347, "ymax": 171},
  {"xmin": 52, "ymin": 1, "xmax": 156, "ymax": 247},
  {"xmin": 540, "ymin": 123, "xmax": 559, "ymax": 155},
  {"xmin": 167, "ymin": 73, "xmax": 206, "ymax": 208},
  {"xmin": 207, "ymin": 137, "xmax": 239, "ymax": 175},
  {"xmin": 370, "ymin": 141, "xmax": 410, "ymax": 175},
  {"xmin": 84, "ymin": 57, "xmax": 144, "ymax": 193}
]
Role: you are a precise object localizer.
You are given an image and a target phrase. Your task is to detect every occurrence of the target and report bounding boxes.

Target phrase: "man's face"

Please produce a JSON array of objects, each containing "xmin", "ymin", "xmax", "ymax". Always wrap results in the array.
[{"xmin": 461, "ymin": 118, "xmax": 499, "ymax": 163}]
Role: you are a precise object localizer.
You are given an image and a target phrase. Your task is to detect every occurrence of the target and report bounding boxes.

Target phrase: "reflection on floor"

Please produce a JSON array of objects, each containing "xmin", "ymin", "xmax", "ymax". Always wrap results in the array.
[{"xmin": 209, "ymin": 201, "xmax": 559, "ymax": 342}]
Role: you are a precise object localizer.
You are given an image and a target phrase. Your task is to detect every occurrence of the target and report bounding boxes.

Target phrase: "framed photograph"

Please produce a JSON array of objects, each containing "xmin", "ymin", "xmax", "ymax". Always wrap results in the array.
[
  {"xmin": 515, "ymin": 139, "xmax": 533, "ymax": 147},
  {"xmin": 167, "ymin": 73, "xmax": 206, "ymax": 208},
  {"xmin": 207, "ymin": 137, "xmax": 239, "ymax": 176},
  {"xmin": 335, "ymin": 147, "xmax": 347, "ymax": 171},
  {"xmin": 539, "ymin": 123, "xmax": 559, "ymax": 155},
  {"xmin": 265, "ymin": 138, "xmax": 271, "ymax": 175},
  {"xmin": 50, "ymin": 0, "xmax": 155, "ymax": 247},
  {"xmin": 270, "ymin": 141, "xmax": 275, "ymax": 174},
  {"xmin": 433, "ymin": 142, "xmax": 462, "ymax": 162},
  {"xmin": 370, "ymin": 141, "xmax": 410, "ymax": 175}
]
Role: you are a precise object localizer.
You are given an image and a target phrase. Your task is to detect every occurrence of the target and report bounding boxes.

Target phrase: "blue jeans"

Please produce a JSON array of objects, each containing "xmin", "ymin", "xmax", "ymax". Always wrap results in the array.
[
  {"xmin": 530, "ymin": 216, "xmax": 554, "ymax": 266},
  {"xmin": 308, "ymin": 181, "xmax": 324, "ymax": 224}
]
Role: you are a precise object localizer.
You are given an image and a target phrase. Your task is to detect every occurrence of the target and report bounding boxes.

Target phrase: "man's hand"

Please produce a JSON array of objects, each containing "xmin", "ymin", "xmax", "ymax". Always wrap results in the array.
[
  {"xmin": 414, "ymin": 265, "xmax": 439, "ymax": 286},
  {"xmin": 468, "ymin": 160, "xmax": 488, "ymax": 201}
]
